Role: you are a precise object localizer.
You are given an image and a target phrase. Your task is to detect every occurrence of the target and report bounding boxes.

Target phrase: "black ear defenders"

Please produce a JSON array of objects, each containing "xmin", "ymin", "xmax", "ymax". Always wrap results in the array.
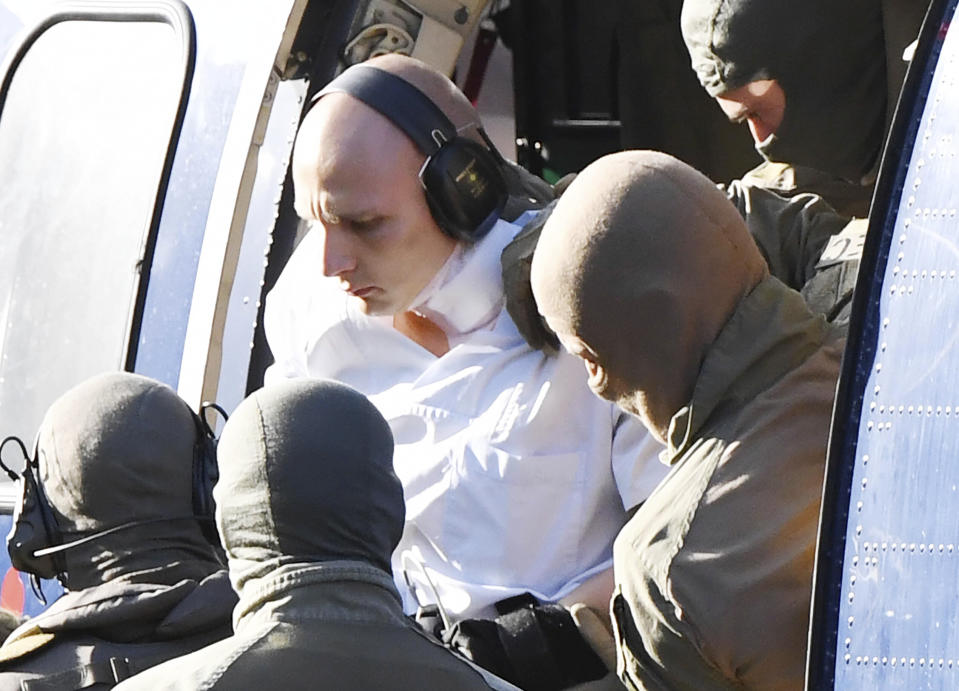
[
  {"xmin": 1, "ymin": 436, "xmax": 64, "ymax": 583},
  {"xmin": 193, "ymin": 401, "xmax": 225, "ymax": 550},
  {"xmin": 0, "ymin": 402, "xmax": 226, "ymax": 587},
  {"xmin": 313, "ymin": 64, "xmax": 508, "ymax": 243}
]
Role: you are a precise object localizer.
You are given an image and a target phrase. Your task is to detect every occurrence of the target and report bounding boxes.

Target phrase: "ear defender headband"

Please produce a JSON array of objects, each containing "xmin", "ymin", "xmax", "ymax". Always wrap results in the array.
[
  {"xmin": 0, "ymin": 403, "xmax": 225, "ymax": 590},
  {"xmin": 313, "ymin": 64, "xmax": 508, "ymax": 242}
]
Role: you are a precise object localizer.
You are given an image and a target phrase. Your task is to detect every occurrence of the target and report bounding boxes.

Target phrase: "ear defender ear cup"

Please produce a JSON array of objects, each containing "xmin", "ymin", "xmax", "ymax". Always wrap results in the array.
[
  {"xmin": 193, "ymin": 403, "xmax": 225, "ymax": 552},
  {"xmin": 421, "ymin": 137, "xmax": 510, "ymax": 241},
  {"xmin": 7, "ymin": 461, "xmax": 64, "ymax": 581},
  {"xmin": 312, "ymin": 64, "xmax": 508, "ymax": 242}
]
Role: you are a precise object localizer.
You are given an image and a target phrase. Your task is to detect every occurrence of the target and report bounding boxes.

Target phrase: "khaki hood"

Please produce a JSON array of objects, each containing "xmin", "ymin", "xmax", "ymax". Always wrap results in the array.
[{"xmin": 531, "ymin": 150, "xmax": 768, "ymax": 442}]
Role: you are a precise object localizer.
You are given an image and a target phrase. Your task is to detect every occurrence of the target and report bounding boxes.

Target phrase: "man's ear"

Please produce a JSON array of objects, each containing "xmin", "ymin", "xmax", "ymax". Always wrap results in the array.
[{"xmin": 584, "ymin": 359, "xmax": 608, "ymax": 395}]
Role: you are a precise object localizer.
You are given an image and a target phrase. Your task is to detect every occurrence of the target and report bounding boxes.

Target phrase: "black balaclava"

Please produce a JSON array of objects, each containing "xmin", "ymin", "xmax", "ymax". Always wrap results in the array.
[
  {"xmin": 681, "ymin": 0, "xmax": 887, "ymax": 182},
  {"xmin": 37, "ymin": 372, "xmax": 222, "ymax": 590},
  {"xmin": 214, "ymin": 379, "xmax": 403, "ymax": 594}
]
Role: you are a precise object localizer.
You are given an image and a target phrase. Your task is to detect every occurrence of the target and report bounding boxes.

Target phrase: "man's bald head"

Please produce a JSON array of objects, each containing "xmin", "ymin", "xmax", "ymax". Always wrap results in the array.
[
  {"xmin": 292, "ymin": 54, "xmax": 488, "ymax": 222},
  {"xmin": 289, "ymin": 56, "xmax": 467, "ymax": 317},
  {"xmin": 361, "ymin": 54, "xmax": 484, "ymax": 143}
]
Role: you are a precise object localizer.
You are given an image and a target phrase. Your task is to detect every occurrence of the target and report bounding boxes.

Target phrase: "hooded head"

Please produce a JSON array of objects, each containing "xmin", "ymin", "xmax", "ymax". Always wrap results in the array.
[
  {"xmin": 33, "ymin": 372, "xmax": 221, "ymax": 590},
  {"xmin": 530, "ymin": 150, "xmax": 769, "ymax": 442},
  {"xmin": 680, "ymin": 0, "xmax": 887, "ymax": 181},
  {"xmin": 214, "ymin": 379, "xmax": 403, "ymax": 593}
]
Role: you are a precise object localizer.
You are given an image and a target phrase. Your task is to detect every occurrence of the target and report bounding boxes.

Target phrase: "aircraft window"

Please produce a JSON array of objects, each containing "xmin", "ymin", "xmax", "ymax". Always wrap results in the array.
[
  {"xmin": 0, "ymin": 8, "xmax": 192, "ymax": 482},
  {"xmin": 807, "ymin": 0, "xmax": 959, "ymax": 686}
]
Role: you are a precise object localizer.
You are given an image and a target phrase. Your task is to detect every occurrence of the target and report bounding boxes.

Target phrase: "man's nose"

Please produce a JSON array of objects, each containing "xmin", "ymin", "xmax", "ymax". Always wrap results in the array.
[
  {"xmin": 320, "ymin": 226, "xmax": 356, "ymax": 277},
  {"xmin": 747, "ymin": 116, "xmax": 778, "ymax": 146}
]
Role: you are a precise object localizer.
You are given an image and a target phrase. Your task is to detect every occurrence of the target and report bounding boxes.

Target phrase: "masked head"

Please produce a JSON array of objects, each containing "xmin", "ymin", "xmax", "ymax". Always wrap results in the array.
[
  {"xmin": 680, "ymin": 0, "xmax": 887, "ymax": 181},
  {"xmin": 31, "ymin": 372, "xmax": 220, "ymax": 589},
  {"xmin": 530, "ymin": 150, "xmax": 769, "ymax": 442},
  {"xmin": 214, "ymin": 379, "xmax": 403, "ymax": 592}
]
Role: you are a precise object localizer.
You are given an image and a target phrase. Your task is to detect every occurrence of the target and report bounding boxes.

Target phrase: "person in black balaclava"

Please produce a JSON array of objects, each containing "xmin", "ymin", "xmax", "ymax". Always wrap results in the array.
[
  {"xmin": 0, "ymin": 372, "xmax": 235, "ymax": 690},
  {"xmin": 113, "ymin": 379, "xmax": 519, "ymax": 691},
  {"xmin": 681, "ymin": 0, "xmax": 927, "ymax": 217}
]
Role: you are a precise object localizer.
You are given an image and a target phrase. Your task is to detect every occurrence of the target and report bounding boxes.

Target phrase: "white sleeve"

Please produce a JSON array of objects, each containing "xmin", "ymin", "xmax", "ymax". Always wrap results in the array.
[
  {"xmin": 262, "ymin": 235, "xmax": 323, "ymax": 385},
  {"xmin": 611, "ymin": 411, "xmax": 668, "ymax": 510},
  {"xmin": 262, "ymin": 284, "xmax": 308, "ymax": 385}
]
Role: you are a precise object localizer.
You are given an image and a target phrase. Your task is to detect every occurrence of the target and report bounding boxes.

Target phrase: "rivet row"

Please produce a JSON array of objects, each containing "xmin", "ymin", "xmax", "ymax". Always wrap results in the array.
[
  {"xmin": 845, "ymin": 655, "xmax": 957, "ymax": 669},
  {"xmin": 890, "ymin": 268, "xmax": 958, "ymax": 279},
  {"xmin": 868, "ymin": 404, "xmax": 953, "ymax": 416},
  {"xmin": 859, "ymin": 542, "xmax": 956, "ymax": 554}
]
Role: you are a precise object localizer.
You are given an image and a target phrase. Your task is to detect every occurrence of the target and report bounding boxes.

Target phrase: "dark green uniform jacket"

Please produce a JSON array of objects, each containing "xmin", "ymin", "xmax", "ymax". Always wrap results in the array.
[{"xmin": 611, "ymin": 279, "xmax": 842, "ymax": 690}]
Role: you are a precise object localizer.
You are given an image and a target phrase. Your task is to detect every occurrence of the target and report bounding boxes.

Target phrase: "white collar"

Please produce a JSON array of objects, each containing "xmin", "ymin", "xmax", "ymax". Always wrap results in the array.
[{"xmin": 407, "ymin": 218, "xmax": 521, "ymax": 338}]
